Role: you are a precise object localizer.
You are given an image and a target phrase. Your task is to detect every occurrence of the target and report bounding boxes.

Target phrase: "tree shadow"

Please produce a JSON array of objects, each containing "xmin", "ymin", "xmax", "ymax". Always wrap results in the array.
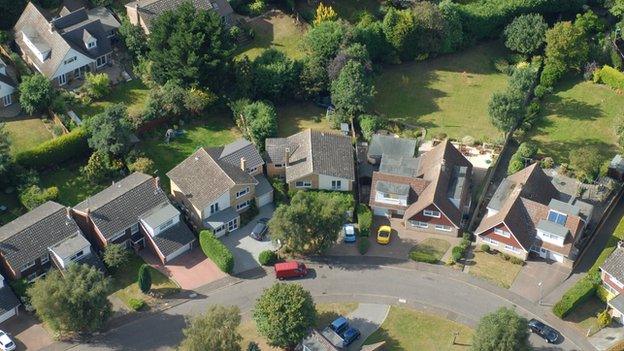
[{"xmin": 541, "ymin": 95, "xmax": 604, "ymax": 122}]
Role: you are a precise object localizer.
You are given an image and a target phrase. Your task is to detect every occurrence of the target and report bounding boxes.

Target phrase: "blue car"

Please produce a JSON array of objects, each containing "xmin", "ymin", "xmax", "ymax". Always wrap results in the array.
[
  {"xmin": 343, "ymin": 224, "xmax": 357, "ymax": 243},
  {"xmin": 329, "ymin": 316, "xmax": 360, "ymax": 347},
  {"xmin": 330, "ymin": 317, "xmax": 348, "ymax": 334},
  {"xmin": 341, "ymin": 326, "xmax": 361, "ymax": 347}
]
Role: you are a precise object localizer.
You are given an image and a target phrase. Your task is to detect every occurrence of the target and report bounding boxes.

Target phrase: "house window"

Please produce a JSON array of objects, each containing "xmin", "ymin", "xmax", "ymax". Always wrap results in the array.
[
  {"xmin": 2, "ymin": 94, "xmax": 11, "ymax": 107},
  {"xmin": 131, "ymin": 223, "xmax": 139, "ymax": 234},
  {"xmin": 227, "ymin": 218, "xmax": 238, "ymax": 231},
  {"xmin": 87, "ymin": 40, "xmax": 97, "ymax": 49},
  {"xmin": 435, "ymin": 224, "xmax": 452, "ymax": 232},
  {"xmin": 236, "ymin": 187, "xmax": 250, "ymax": 198},
  {"xmin": 409, "ymin": 220, "xmax": 428, "ymax": 229},
  {"xmin": 296, "ymin": 181, "xmax": 312, "ymax": 188},
  {"xmin": 274, "ymin": 164, "xmax": 283, "ymax": 168},
  {"xmin": 26, "ymin": 272, "xmax": 37, "ymax": 282},
  {"xmin": 21, "ymin": 260, "xmax": 36, "ymax": 272},
  {"xmin": 64, "ymin": 56, "xmax": 77, "ymax": 65},
  {"xmin": 58, "ymin": 73, "xmax": 67, "ymax": 85},
  {"xmin": 159, "ymin": 219, "xmax": 174, "ymax": 232},
  {"xmin": 494, "ymin": 228, "xmax": 511, "ymax": 238},
  {"xmin": 40, "ymin": 255, "xmax": 49, "ymax": 265},
  {"xmin": 237, "ymin": 200, "xmax": 251, "ymax": 210},
  {"xmin": 504, "ymin": 244, "xmax": 517, "ymax": 253},
  {"xmin": 331, "ymin": 180, "xmax": 342, "ymax": 190},
  {"xmin": 96, "ymin": 55, "xmax": 107, "ymax": 68},
  {"xmin": 210, "ymin": 202, "xmax": 219, "ymax": 214},
  {"xmin": 483, "ymin": 237, "xmax": 499, "ymax": 246},
  {"xmin": 69, "ymin": 250, "xmax": 84, "ymax": 262},
  {"xmin": 423, "ymin": 209, "xmax": 441, "ymax": 218},
  {"xmin": 109, "ymin": 230, "xmax": 125, "ymax": 242}
]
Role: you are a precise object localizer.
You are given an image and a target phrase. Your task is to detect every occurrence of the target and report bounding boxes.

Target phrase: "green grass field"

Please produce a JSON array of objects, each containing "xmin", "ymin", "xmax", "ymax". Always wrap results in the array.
[
  {"xmin": 528, "ymin": 77, "xmax": 623, "ymax": 164},
  {"xmin": 39, "ymin": 161, "xmax": 108, "ymax": 206},
  {"xmin": 276, "ymin": 102, "xmax": 333, "ymax": 137},
  {"xmin": 4, "ymin": 116, "xmax": 53, "ymax": 155},
  {"xmin": 74, "ymin": 79, "xmax": 150, "ymax": 119},
  {"xmin": 374, "ymin": 42, "xmax": 509, "ymax": 141},
  {"xmin": 468, "ymin": 250, "xmax": 522, "ymax": 289},
  {"xmin": 236, "ymin": 11, "xmax": 308, "ymax": 60},
  {"xmin": 410, "ymin": 238, "xmax": 451, "ymax": 264}
]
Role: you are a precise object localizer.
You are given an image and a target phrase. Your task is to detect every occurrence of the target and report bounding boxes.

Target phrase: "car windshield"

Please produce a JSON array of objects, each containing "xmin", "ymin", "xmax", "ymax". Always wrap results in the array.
[
  {"xmin": 379, "ymin": 230, "xmax": 390, "ymax": 237},
  {"xmin": 253, "ymin": 223, "xmax": 265, "ymax": 232},
  {"xmin": 345, "ymin": 226, "xmax": 355, "ymax": 235}
]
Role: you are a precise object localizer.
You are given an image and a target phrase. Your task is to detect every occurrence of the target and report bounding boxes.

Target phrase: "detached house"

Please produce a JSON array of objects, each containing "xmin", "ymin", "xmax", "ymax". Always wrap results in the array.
[
  {"xmin": 125, "ymin": 0, "xmax": 234, "ymax": 35},
  {"xmin": 0, "ymin": 274, "xmax": 20, "ymax": 324},
  {"xmin": 73, "ymin": 172, "xmax": 196, "ymax": 264},
  {"xmin": 14, "ymin": 2, "xmax": 120, "ymax": 87},
  {"xmin": 600, "ymin": 244, "xmax": 624, "ymax": 324},
  {"xmin": 0, "ymin": 59, "xmax": 16, "ymax": 108},
  {"xmin": 369, "ymin": 138, "xmax": 472, "ymax": 237},
  {"xmin": 0, "ymin": 201, "xmax": 99, "ymax": 281},
  {"xmin": 167, "ymin": 138, "xmax": 273, "ymax": 237},
  {"xmin": 265, "ymin": 129, "xmax": 355, "ymax": 192},
  {"xmin": 475, "ymin": 164, "xmax": 593, "ymax": 265}
]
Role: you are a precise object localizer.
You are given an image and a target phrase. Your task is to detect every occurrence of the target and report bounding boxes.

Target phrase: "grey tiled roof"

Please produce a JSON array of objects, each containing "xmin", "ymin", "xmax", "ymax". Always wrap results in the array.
[
  {"xmin": 254, "ymin": 175, "xmax": 273, "ymax": 198},
  {"xmin": 0, "ymin": 280, "xmax": 19, "ymax": 317},
  {"xmin": 0, "ymin": 201, "xmax": 82, "ymax": 270},
  {"xmin": 75, "ymin": 173, "xmax": 170, "ymax": 240},
  {"xmin": 602, "ymin": 247, "xmax": 624, "ymax": 282},
  {"xmin": 212, "ymin": 138, "xmax": 265, "ymax": 172},
  {"xmin": 367, "ymin": 134, "xmax": 417, "ymax": 158},
  {"xmin": 204, "ymin": 206, "xmax": 238, "ymax": 229},
  {"xmin": 125, "ymin": 0, "xmax": 233, "ymax": 28},
  {"xmin": 152, "ymin": 221, "xmax": 196, "ymax": 257},
  {"xmin": 48, "ymin": 232, "xmax": 90, "ymax": 259},
  {"xmin": 610, "ymin": 293, "xmax": 624, "ymax": 313}
]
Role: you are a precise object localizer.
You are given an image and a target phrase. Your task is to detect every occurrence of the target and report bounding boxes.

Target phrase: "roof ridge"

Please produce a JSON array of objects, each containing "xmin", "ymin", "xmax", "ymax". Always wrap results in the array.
[{"xmin": 0, "ymin": 201, "xmax": 64, "ymax": 242}]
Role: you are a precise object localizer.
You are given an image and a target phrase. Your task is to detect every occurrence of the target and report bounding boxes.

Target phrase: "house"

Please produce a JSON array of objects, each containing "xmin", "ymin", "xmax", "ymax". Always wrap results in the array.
[
  {"xmin": 167, "ymin": 138, "xmax": 273, "ymax": 236},
  {"xmin": 369, "ymin": 139, "xmax": 472, "ymax": 237},
  {"xmin": 600, "ymin": 243, "xmax": 624, "ymax": 323},
  {"xmin": 0, "ymin": 58, "xmax": 16, "ymax": 108},
  {"xmin": 13, "ymin": 2, "xmax": 120, "ymax": 87},
  {"xmin": 0, "ymin": 274, "xmax": 20, "ymax": 324},
  {"xmin": 0, "ymin": 201, "xmax": 98, "ymax": 281},
  {"xmin": 265, "ymin": 129, "xmax": 355, "ymax": 192},
  {"xmin": 475, "ymin": 164, "xmax": 593, "ymax": 265},
  {"xmin": 125, "ymin": 0, "xmax": 234, "ymax": 35},
  {"xmin": 73, "ymin": 172, "xmax": 196, "ymax": 264}
]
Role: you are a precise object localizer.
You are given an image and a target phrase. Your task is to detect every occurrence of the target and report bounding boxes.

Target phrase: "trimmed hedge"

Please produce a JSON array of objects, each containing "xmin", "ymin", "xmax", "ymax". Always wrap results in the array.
[
  {"xmin": 259, "ymin": 250, "xmax": 278, "ymax": 266},
  {"xmin": 552, "ymin": 271, "xmax": 600, "ymax": 318},
  {"xmin": 358, "ymin": 239, "xmax": 370, "ymax": 255},
  {"xmin": 357, "ymin": 204, "xmax": 372, "ymax": 237},
  {"xmin": 199, "ymin": 230, "xmax": 234, "ymax": 273},
  {"xmin": 595, "ymin": 65, "xmax": 624, "ymax": 90},
  {"xmin": 128, "ymin": 298, "xmax": 146, "ymax": 311},
  {"xmin": 14, "ymin": 127, "xmax": 89, "ymax": 169}
]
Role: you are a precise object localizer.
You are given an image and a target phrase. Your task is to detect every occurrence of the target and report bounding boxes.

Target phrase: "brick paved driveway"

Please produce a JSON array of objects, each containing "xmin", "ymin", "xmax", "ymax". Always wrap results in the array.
[
  {"xmin": 142, "ymin": 248, "xmax": 226, "ymax": 290},
  {"xmin": 0, "ymin": 311, "xmax": 53, "ymax": 351}
]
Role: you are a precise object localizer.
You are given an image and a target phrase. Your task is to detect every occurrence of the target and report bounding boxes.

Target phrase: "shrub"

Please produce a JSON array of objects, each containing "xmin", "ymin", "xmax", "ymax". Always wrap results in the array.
[
  {"xmin": 509, "ymin": 256, "xmax": 525, "ymax": 265},
  {"xmin": 517, "ymin": 142, "xmax": 537, "ymax": 159},
  {"xmin": 259, "ymin": 250, "xmax": 278, "ymax": 266},
  {"xmin": 553, "ymin": 271, "xmax": 600, "ymax": 318},
  {"xmin": 19, "ymin": 185, "xmax": 59, "ymax": 210},
  {"xmin": 199, "ymin": 230, "xmax": 234, "ymax": 273},
  {"xmin": 128, "ymin": 298, "xmax": 146, "ymax": 311},
  {"xmin": 462, "ymin": 232, "xmax": 472, "ymax": 241},
  {"xmin": 248, "ymin": 0, "xmax": 266, "ymax": 16},
  {"xmin": 596, "ymin": 285, "xmax": 610, "ymax": 303},
  {"xmin": 128, "ymin": 156, "xmax": 155, "ymax": 174},
  {"xmin": 409, "ymin": 249, "xmax": 438, "ymax": 264},
  {"xmin": 595, "ymin": 65, "xmax": 624, "ymax": 90},
  {"xmin": 459, "ymin": 238, "xmax": 471, "ymax": 251},
  {"xmin": 451, "ymin": 246, "xmax": 463, "ymax": 262},
  {"xmin": 481, "ymin": 244, "xmax": 490, "ymax": 253},
  {"xmin": 356, "ymin": 204, "xmax": 373, "ymax": 236},
  {"xmin": 103, "ymin": 243, "xmax": 131, "ymax": 271},
  {"xmin": 358, "ymin": 239, "xmax": 370, "ymax": 255},
  {"xmin": 138, "ymin": 264, "xmax": 152, "ymax": 294},
  {"xmin": 359, "ymin": 114, "xmax": 386, "ymax": 141},
  {"xmin": 597, "ymin": 310, "xmax": 612, "ymax": 328},
  {"xmin": 83, "ymin": 73, "xmax": 111, "ymax": 99},
  {"xmin": 14, "ymin": 128, "xmax": 89, "ymax": 169},
  {"xmin": 541, "ymin": 157, "xmax": 554, "ymax": 169},
  {"xmin": 81, "ymin": 151, "xmax": 123, "ymax": 183},
  {"xmin": 507, "ymin": 156, "xmax": 525, "ymax": 175}
]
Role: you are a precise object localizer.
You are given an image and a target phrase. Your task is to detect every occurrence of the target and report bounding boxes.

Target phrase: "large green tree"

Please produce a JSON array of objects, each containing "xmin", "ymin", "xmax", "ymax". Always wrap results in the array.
[
  {"xmin": 268, "ymin": 191, "xmax": 352, "ymax": 255},
  {"xmin": 487, "ymin": 90, "xmax": 526, "ymax": 134},
  {"xmin": 19, "ymin": 74, "xmax": 54, "ymax": 114},
  {"xmin": 411, "ymin": 1, "xmax": 447, "ymax": 57},
  {"xmin": 471, "ymin": 308, "xmax": 529, "ymax": 351},
  {"xmin": 180, "ymin": 305, "xmax": 242, "ymax": 351},
  {"xmin": 503, "ymin": 14, "xmax": 548, "ymax": 55},
  {"xmin": 84, "ymin": 104, "xmax": 134, "ymax": 156},
  {"xmin": 148, "ymin": 2, "xmax": 233, "ymax": 90},
  {"xmin": 330, "ymin": 61, "xmax": 374, "ymax": 125},
  {"xmin": 28, "ymin": 264, "xmax": 112, "ymax": 334},
  {"xmin": 382, "ymin": 8, "xmax": 417, "ymax": 60},
  {"xmin": 118, "ymin": 18, "xmax": 148, "ymax": 59},
  {"xmin": 252, "ymin": 49, "xmax": 301, "ymax": 102},
  {"xmin": 540, "ymin": 21, "xmax": 589, "ymax": 87},
  {"xmin": 253, "ymin": 283, "xmax": 316, "ymax": 349},
  {"xmin": 230, "ymin": 99, "xmax": 277, "ymax": 151}
]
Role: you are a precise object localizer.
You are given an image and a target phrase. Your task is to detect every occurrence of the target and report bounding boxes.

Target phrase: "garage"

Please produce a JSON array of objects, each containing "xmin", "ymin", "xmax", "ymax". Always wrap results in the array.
[
  {"xmin": 165, "ymin": 242, "xmax": 193, "ymax": 263},
  {"xmin": 373, "ymin": 207, "xmax": 389, "ymax": 216},
  {"xmin": 256, "ymin": 191, "xmax": 273, "ymax": 207},
  {"xmin": 0, "ymin": 279, "xmax": 20, "ymax": 324}
]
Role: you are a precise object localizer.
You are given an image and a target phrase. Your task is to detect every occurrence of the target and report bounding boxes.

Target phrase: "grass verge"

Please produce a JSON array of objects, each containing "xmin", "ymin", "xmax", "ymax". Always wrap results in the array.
[
  {"xmin": 409, "ymin": 238, "xmax": 451, "ymax": 264},
  {"xmin": 468, "ymin": 250, "xmax": 522, "ymax": 289}
]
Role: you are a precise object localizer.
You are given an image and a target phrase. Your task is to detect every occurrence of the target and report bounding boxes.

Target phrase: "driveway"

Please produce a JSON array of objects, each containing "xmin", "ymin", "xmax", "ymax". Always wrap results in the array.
[
  {"xmin": 345, "ymin": 304, "xmax": 389, "ymax": 350},
  {"xmin": 141, "ymin": 248, "xmax": 226, "ymax": 290},
  {"xmin": 0, "ymin": 311, "xmax": 53, "ymax": 351},
  {"xmin": 510, "ymin": 257, "xmax": 571, "ymax": 303},
  {"xmin": 221, "ymin": 205, "xmax": 277, "ymax": 274}
]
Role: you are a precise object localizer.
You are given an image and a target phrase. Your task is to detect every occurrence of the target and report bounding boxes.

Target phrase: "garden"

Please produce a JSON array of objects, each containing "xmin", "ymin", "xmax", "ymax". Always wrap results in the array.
[
  {"xmin": 4, "ymin": 115, "xmax": 53, "ymax": 155},
  {"xmin": 409, "ymin": 238, "xmax": 451, "ymax": 264},
  {"xmin": 467, "ymin": 248, "xmax": 523, "ymax": 289}
]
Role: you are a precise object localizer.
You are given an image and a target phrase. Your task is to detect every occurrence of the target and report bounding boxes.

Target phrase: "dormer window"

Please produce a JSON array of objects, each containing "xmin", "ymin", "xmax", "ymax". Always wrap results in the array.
[
  {"xmin": 87, "ymin": 40, "xmax": 97, "ymax": 49},
  {"xmin": 547, "ymin": 210, "xmax": 567, "ymax": 225}
]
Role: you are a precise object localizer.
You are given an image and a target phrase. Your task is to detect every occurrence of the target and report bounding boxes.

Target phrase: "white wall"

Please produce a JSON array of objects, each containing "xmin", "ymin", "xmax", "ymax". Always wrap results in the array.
[
  {"xmin": 141, "ymin": 213, "xmax": 180, "ymax": 237},
  {"xmin": 374, "ymin": 191, "xmax": 408, "ymax": 207},
  {"xmin": 0, "ymin": 80, "xmax": 14, "ymax": 98},
  {"xmin": 536, "ymin": 229, "xmax": 565, "ymax": 247},
  {"xmin": 52, "ymin": 245, "xmax": 91, "ymax": 269},
  {"xmin": 202, "ymin": 191, "xmax": 231, "ymax": 220},
  {"xmin": 318, "ymin": 174, "xmax": 350, "ymax": 191},
  {"xmin": 51, "ymin": 48, "xmax": 93, "ymax": 80}
]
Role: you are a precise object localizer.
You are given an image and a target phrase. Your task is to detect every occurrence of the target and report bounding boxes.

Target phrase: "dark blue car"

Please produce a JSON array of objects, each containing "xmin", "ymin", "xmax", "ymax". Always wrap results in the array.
[
  {"xmin": 528, "ymin": 319, "xmax": 559, "ymax": 344},
  {"xmin": 329, "ymin": 317, "xmax": 360, "ymax": 347}
]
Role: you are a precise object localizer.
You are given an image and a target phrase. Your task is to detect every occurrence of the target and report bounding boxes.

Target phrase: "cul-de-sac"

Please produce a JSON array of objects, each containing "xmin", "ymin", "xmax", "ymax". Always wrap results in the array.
[{"xmin": 1, "ymin": 0, "xmax": 624, "ymax": 350}]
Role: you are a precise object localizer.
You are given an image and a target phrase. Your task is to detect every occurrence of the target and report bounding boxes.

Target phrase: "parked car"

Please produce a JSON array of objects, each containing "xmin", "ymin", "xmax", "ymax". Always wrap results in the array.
[
  {"xmin": 377, "ymin": 225, "xmax": 392, "ymax": 244},
  {"xmin": 323, "ymin": 316, "xmax": 360, "ymax": 348},
  {"xmin": 528, "ymin": 319, "xmax": 559, "ymax": 344},
  {"xmin": 0, "ymin": 331, "xmax": 15, "ymax": 351},
  {"xmin": 250, "ymin": 218, "xmax": 269, "ymax": 241},
  {"xmin": 343, "ymin": 224, "xmax": 357, "ymax": 243},
  {"xmin": 274, "ymin": 261, "xmax": 308, "ymax": 280}
]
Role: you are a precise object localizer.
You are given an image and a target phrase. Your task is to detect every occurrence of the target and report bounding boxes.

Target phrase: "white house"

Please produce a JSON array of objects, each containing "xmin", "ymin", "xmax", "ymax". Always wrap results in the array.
[{"xmin": 0, "ymin": 59, "xmax": 16, "ymax": 108}]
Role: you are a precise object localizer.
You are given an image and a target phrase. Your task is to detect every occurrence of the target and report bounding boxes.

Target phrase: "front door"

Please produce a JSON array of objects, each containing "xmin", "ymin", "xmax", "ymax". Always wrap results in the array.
[
  {"xmin": 58, "ymin": 73, "xmax": 67, "ymax": 85},
  {"xmin": 227, "ymin": 218, "xmax": 239, "ymax": 232},
  {"xmin": 2, "ymin": 94, "xmax": 11, "ymax": 107}
]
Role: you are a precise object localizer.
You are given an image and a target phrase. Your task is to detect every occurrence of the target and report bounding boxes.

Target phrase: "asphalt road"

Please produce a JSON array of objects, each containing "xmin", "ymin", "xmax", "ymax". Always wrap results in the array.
[{"xmin": 58, "ymin": 258, "xmax": 590, "ymax": 351}]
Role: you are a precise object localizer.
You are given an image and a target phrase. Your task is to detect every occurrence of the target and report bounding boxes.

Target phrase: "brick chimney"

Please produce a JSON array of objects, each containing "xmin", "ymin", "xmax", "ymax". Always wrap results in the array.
[
  {"xmin": 240, "ymin": 157, "xmax": 246, "ymax": 171},
  {"xmin": 284, "ymin": 147, "xmax": 290, "ymax": 167},
  {"xmin": 153, "ymin": 176, "xmax": 160, "ymax": 191}
]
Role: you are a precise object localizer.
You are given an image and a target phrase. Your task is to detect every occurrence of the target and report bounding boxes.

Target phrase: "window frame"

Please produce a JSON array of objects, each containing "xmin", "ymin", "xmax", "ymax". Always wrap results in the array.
[
  {"xmin": 434, "ymin": 224, "xmax": 452, "ymax": 232},
  {"xmin": 236, "ymin": 187, "xmax": 250, "ymax": 199},
  {"xmin": 21, "ymin": 260, "xmax": 36, "ymax": 272},
  {"xmin": 423, "ymin": 209, "xmax": 441, "ymax": 218},
  {"xmin": 295, "ymin": 180, "xmax": 312, "ymax": 188}
]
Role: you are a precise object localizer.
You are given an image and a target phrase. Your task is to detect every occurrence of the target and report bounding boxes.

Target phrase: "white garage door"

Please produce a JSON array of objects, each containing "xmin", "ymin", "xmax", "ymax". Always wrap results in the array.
[
  {"xmin": 0, "ymin": 307, "xmax": 17, "ymax": 324},
  {"xmin": 373, "ymin": 207, "xmax": 389, "ymax": 216},
  {"xmin": 166, "ymin": 243, "xmax": 192, "ymax": 263},
  {"xmin": 549, "ymin": 251, "xmax": 564, "ymax": 263},
  {"xmin": 257, "ymin": 191, "xmax": 273, "ymax": 207}
]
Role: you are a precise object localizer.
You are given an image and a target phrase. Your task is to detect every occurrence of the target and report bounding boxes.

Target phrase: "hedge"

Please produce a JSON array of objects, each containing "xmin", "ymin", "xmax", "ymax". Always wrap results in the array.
[
  {"xmin": 259, "ymin": 250, "xmax": 278, "ymax": 266},
  {"xmin": 14, "ymin": 127, "xmax": 90, "ymax": 169},
  {"xmin": 596, "ymin": 65, "xmax": 624, "ymax": 90},
  {"xmin": 199, "ymin": 230, "xmax": 234, "ymax": 273},
  {"xmin": 357, "ymin": 204, "xmax": 373, "ymax": 236},
  {"xmin": 552, "ymin": 271, "xmax": 600, "ymax": 318}
]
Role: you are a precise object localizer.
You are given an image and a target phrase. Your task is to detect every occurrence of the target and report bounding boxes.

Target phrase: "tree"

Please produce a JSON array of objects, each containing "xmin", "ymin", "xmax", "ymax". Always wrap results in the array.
[
  {"xmin": 83, "ymin": 72, "xmax": 110, "ymax": 99},
  {"xmin": 574, "ymin": 10, "xmax": 604, "ymax": 36},
  {"xmin": 103, "ymin": 243, "xmax": 131, "ymax": 271},
  {"xmin": 541, "ymin": 21, "xmax": 589, "ymax": 87},
  {"xmin": 503, "ymin": 14, "xmax": 548, "ymax": 55},
  {"xmin": 471, "ymin": 307, "xmax": 530, "ymax": 351},
  {"xmin": 148, "ymin": 2, "xmax": 233, "ymax": 90},
  {"xmin": 253, "ymin": 283, "xmax": 316, "ymax": 349},
  {"xmin": 313, "ymin": 3, "xmax": 337, "ymax": 26},
  {"xmin": 230, "ymin": 99, "xmax": 277, "ymax": 151},
  {"xmin": 252, "ymin": 49, "xmax": 301, "ymax": 102},
  {"xmin": 0, "ymin": 123, "xmax": 11, "ymax": 179},
  {"xmin": 302, "ymin": 20, "xmax": 347, "ymax": 64},
  {"xmin": 19, "ymin": 74, "xmax": 54, "ymax": 114},
  {"xmin": 268, "ymin": 191, "xmax": 352, "ymax": 255},
  {"xmin": 247, "ymin": 342, "xmax": 261, "ymax": 351},
  {"xmin": 28, "ymin": 264, "xmax": 112, "ymax": 334},
  {"xmin": 327, "ymin": 43, "xmax": 371, "ymax": 81},
  {"xmin": 138, "ymin": 264, "xmax": 152, "ymax": 294},
  {"xmin": 85, "ymin": 104, "xmax": 134, "ymax": 156},
  {"xmin": 354, "ymin": 14, "xmax": 392, "ymax": 62},
  {"xmin": 118, "ymin": 18, "xmax": 148, "ymax": 59},
  {"xmin": 439, "ymin": 0, "xmax": 464, "ymax": 53},
  {"xmin": 184, "ymin": 87, "xmax": 216, "ymax": 116},
  {"xmin": 81, "ymin": 150, "xmax": 123, "ymax": 183},
  {"xmin": 382, "ymin": 8, "xmax": 417, "ymax": 60},
  {"xmin": 570, "ymin": 146, "xmax": 603, "ymax": 183},
  {"xmin": 411, "ymin": 1, "xmax": 447, "ymax": 57},
  {"xmin": 127, "ymin": 156, "xmax": 155, "ymax": 174},
  {"xmin": 19, "ymin": 185, "xmax": 59, "ymax": 210},
  {"xmin": 487, "ymin": 90, "xmax": 525, "ymax": 134},
  {"xmin": 331, "ymin": 61, "xmax": 374, "ymax": 125},
  {"xmin": 180, "ymin": 305, "xmax": 242, "ymax": 351},
  {"xmin": 608, "ymin": 0, "xmax": 624, "ymax": 17},
  {"xmin": 358, "ymin": 114, "xmax": 386, "ymax": 141}
]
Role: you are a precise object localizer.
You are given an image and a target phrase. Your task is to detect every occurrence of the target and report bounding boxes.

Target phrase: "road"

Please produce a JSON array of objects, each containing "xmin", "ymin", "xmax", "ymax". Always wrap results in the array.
[{"xmin": 55, "ymin": 257, "xmax": 592, "ymax": 351}]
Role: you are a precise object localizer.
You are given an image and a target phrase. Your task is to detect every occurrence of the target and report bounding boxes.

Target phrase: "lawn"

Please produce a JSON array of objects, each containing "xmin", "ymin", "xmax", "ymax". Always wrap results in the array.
[
  {"xmin": 276, "ymin": 102, "xmax": 333, "ymax": 137},
  {"xmin": 409, "ymin": 238, "xmax": 451, "ymax": 264},
  {"xmin": 4, "ymin": 116, "xmax": 53, "ymax": 154},
  {"xmin": 39, "ymin": 161, "xmax": 108, "ymax": 206},
  {"xmin": 564, "ymin": 296, "xmax": 606, "ymax": 336},
  {"xmin": 110, "ymin": 253, "xmax": 179, "ymax": 309},
  {"xmin": 468, "ymin": 250, "xmax": 522, "ymax": 289},
  {"xmin": 138, "ymin": 114, "xmax": 240, "ymax": 192},
  {"xmin": 373, "ymin": 42, "xmax": 509, "ymax": 141},
  {"xmin": 236, "ymin": 11, "xmax": 308, "ymax": 60},
  {"xmin": 74, "ymin": 79, "xmax": 150, "ymax": 119},
  {"xmin": 528, "ymin": 77, "xmax": 623, "ymax": 164},
  {"xmin": 365, "ymin": 306, "xmax": 473, "ymax": 351}
]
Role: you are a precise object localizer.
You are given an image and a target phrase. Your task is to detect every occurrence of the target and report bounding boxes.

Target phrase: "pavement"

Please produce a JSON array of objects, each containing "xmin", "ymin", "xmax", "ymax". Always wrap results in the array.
[
  {"xmin": 589, "ymin": 323, "xmax": 624, "ymax": 350},
  {"xmin": 0, "ymin": 310, "xmax": 53, "ymax": 351},
  {"xmin": 141, "ymin": 248, "xmax": 226, "ymax": 290},
  {"xmin": 511, "ymin": 258, "xmax": 571, "ymax": 303},
  {"xmin": 345, "ymin": 303, "xmax": 389, "ymax": 351},
  {"xmin": 220, "ymin": 205, "xmax": 276, "ymax": 274}
]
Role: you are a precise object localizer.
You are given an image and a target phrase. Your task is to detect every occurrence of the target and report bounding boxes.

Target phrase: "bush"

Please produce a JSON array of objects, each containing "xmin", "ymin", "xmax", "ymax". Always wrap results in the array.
[
  {"xmin": 595, "ymin": 65, "xmax": 624, "ymax": 90},
  {"xmin": 358, "ymin": 239, "xmax": 370, "ymax": 255},
  {"xmin": 541, "ymin": 157, "xmax": 554, "ymax": 169},
  {"xmin": 598, "ymin": 309, "xmax": 612, "ymax": 328},
  {"xmin": 451, "ymin": 246, "xmax": 464, "ymax": 262},
  {"xmin": 459, "ymin": 238, "xmax": 470, "ymax": 251},
  {"xmin": 517, "ymin": 142, "xmax": 537, "ymax": 159},
  {"xmin": 128, "ymin": 298, "xmax": 146, "ymax": 311},
  {"xmin": 357, "ymin": 204, "xmax": 373, "ymax": 236},
  {"xmin": 248, "ymin": 0, "xmax": 266, "ymax": 16},
  {"xmin": 127, "ymin": 156, "xmax": 155, "ymax": 174},
  {"xmin": 81, "ymin": 151, "xmax": 123, "ymax": 183},
  {"xmin": 19, "ymin": 185, "xmax": 59, "ymax": 210},
  {"xmin": 359, "ymin": 114, "xmax": 386, "ymax": 141},
  {"xmin": 199, "ymin": 230, "xmax": 234, "ymax": 273},
  {"xmin": 509, "ymin": 256, "xmax": 525, "ymax": 265},
  {"xmin": 553, "ymin": 271, "xmax": 600, "ymax": 318},
  {"xmin": 83, "ymin": 73, "xmax": 111, "ymax": 99},
  {"xmin": 103, "ymin": 243, "xmax": 131, "ymax": 271},
  {"xmin": 259, "ymin": 250, "xmax": 278, "ymax": 266},
  {"xmin": 14, "ymin": 128, "xmax": 89, "ymax": 170},
  {"xmin": 481, "ymin": 244, "xmax": 490, "ymax": 253}
]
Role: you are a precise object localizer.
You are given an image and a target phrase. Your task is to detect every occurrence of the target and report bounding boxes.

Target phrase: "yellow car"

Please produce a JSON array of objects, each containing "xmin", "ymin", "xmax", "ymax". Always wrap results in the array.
[{"xmin": 377, "ymin": 225, "xmax": 392, "ymax": 244}]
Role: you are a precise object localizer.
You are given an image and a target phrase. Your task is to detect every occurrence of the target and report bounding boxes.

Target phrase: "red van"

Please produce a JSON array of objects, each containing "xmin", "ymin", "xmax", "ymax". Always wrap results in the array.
[{"xmin": 274, "ymin": 261, "xmax": 308, "ymax": 280}]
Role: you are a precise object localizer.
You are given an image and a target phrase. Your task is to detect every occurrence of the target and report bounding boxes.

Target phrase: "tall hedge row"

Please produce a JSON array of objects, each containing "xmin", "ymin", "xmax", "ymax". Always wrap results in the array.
[
  {"xmin": 552, "ymin": 271, "xmax": 600, "ymax": 318},
  {"xmin": 14, "ymin": 128, "xmax": 90, "ymax": 169},
  {"xmin": 595, "ymin": 65, "xmax": 624, "ymax": 90},
  {"xmin": 199, "ymin": 230, "xmax": 234, "ymax": 273}
]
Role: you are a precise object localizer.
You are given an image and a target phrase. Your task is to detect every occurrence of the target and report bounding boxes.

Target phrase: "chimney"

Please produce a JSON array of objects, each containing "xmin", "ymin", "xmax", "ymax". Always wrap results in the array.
[
  {"xmin": 153, "ymin": 176, "xmax": 160, "ymax": 191},
  {"xmin": 134, "ymin": 3, "xmax": 140, "ymax": 23},
  {"xmin": 86, "ymin": 207, "xmax": 91, "ymax": 217},
  {"xmin": 49, "ymin": 21, "xmax": 56, "ymax": 33},
  {"xmin": 65, "ymin": 207, "xmax": 72, "ymax": 220},
  {"xmin": 618, "ymin": 241, "xmax": 624, "ymax": 250},
  {"xmin": 284, "ymin": 147, "xmax": 290, "ymax": 167},
  {"xmin": 240, "ymin": 157, "xmax": 246, "ymax": 171}
]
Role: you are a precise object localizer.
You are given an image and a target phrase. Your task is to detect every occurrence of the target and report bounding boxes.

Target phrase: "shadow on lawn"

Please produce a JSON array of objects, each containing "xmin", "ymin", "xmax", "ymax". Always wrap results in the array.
[
  {"xmin": 541, "ymin": 95, "xmax": 604, "ymax": 122},
  {"xmin": 529, "ymin": 138, "xmax": 615, "ymax": 166},
  {"xmin": 235, "ymin": 15, "xmax": 275, "ymax": 57}
]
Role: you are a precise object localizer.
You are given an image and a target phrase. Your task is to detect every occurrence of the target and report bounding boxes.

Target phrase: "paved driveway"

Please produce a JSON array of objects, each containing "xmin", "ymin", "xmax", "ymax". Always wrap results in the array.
[
  {"xmin": 141, "ymin": 248, "xmax": 226, "ymax": 290},
  {"xmin": 510, "ymin": 257, "xmax": 571, "ymax": 303},
  {"xmin": 346, "ymin": 304, "xmax": 389, "ymax": 350},
  {"xmin": 0, "ymin": 311, "xmax": 53, "ymax": 351},
  {"xmin": 221, "ymin": 205, "xmax": 277, "ymax": 274}
]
